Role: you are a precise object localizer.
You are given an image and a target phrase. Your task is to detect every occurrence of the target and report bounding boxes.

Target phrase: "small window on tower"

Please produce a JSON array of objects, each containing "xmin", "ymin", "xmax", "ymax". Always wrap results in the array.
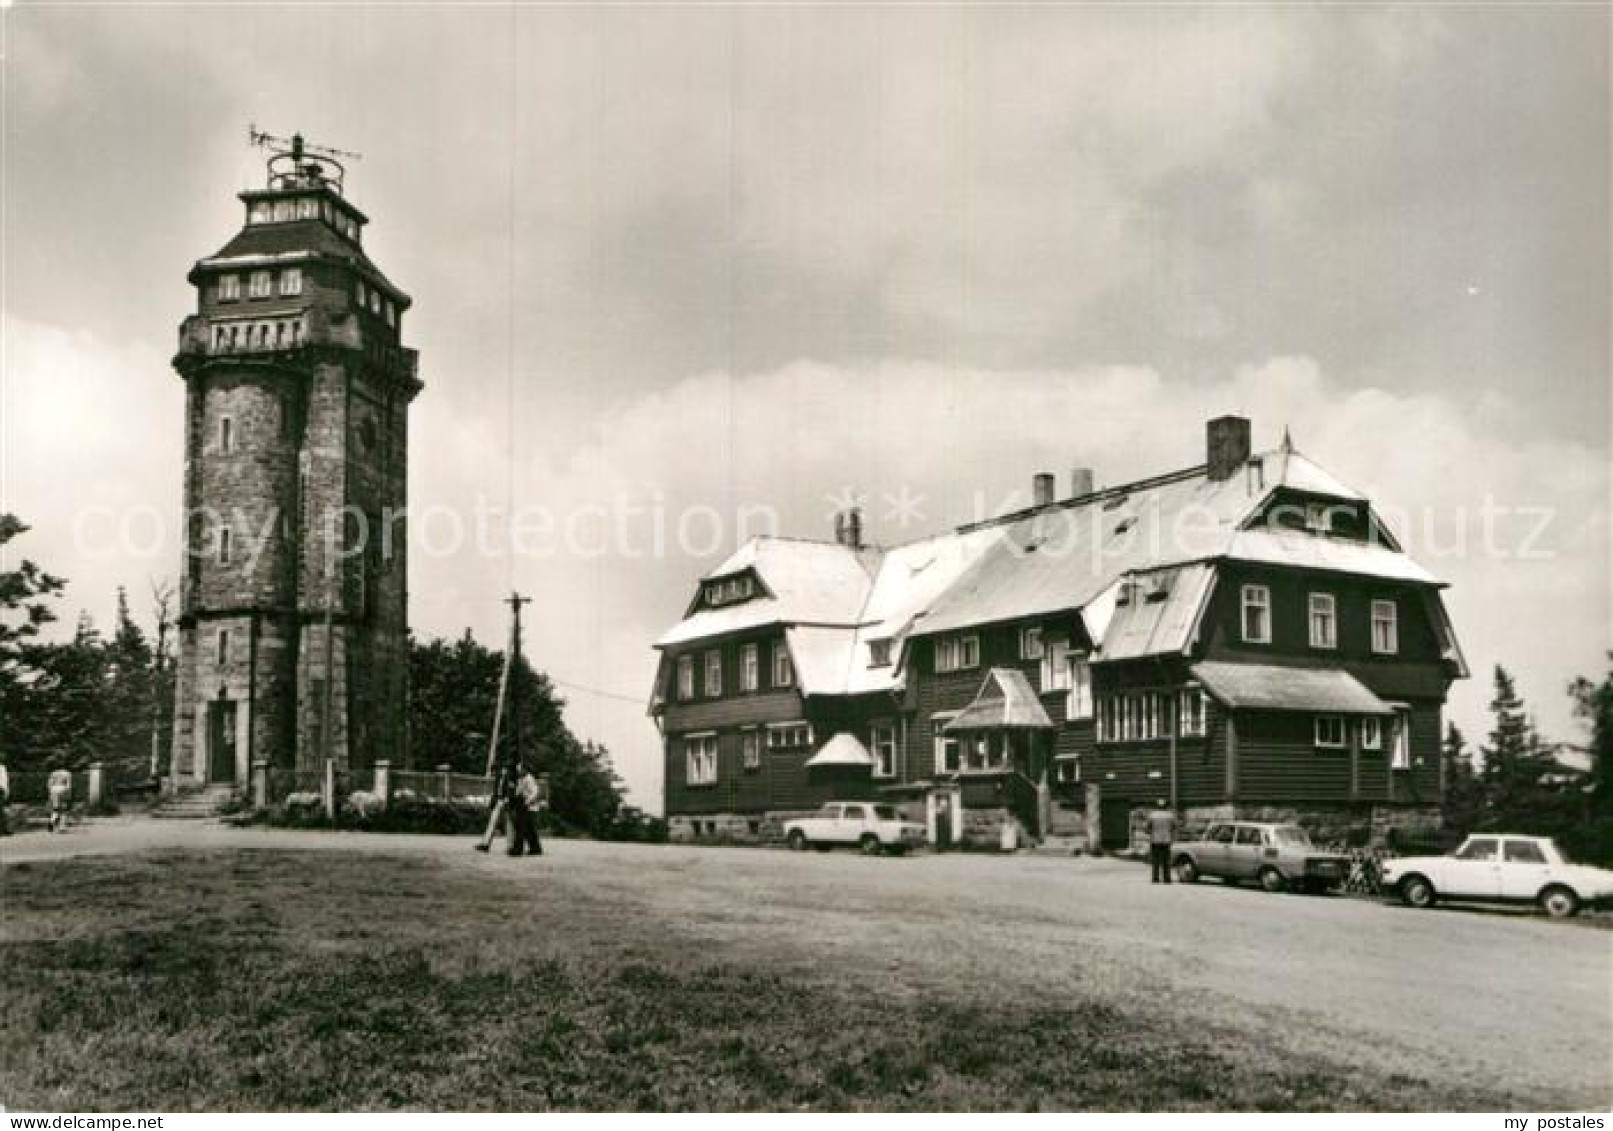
[
  {"xmin": 249, "ymin": 271, "xmax": 272, "ymax": 299},
  {"xmin": 369, "ymin": 291, "xmax": 381, "ymax": 315},
  {"xmin": 218, "ymin": 525, "xmax": 232, "ymax": 565},
  {"xmin": 218, "ymin": 275, "xmax": 241, "ymax": 302},
  {"xmin": 219, "ymin": 416, "xmax": 234, "ymax": 454},
  {"xmin": 355, "ymin": 280, "xmax": 366, "ymax": 306},
  {"xmin": 385, "ymin": 301, "xmax": 396, "ymax": 327},
  {"xmin": 279, "ymin": 268, "xmax": 303, "ymax": 297},
  {"xmin": 249, "ymin": 202, "xmax": 272, "ymax": 224},
  {"xmin": 321, "ymin": 201, "xmax": 333, "ymax": 224},
  {"xmin": 272, "ymin": 200, "xmax": 293, "ymax": 222},
  {"xmin": 296, "ymin": 198, "xmax": 316, "ymax": 220},
  {"xmin": 216, "ymin": 630, "xmax": 229, "ymax": 666}
]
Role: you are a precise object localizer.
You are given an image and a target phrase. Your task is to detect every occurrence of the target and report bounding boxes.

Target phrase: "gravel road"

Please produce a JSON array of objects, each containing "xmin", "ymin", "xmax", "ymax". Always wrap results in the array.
[{"xmin": 7, "ymin": 819, "xmax": 1609, "ymax": 1106}]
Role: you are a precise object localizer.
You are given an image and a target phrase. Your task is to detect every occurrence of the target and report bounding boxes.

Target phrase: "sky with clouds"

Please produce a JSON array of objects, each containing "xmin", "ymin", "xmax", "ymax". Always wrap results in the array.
[{"xmin": 3, "ymin": 5, "xmax": 1608, "ymax": 807}]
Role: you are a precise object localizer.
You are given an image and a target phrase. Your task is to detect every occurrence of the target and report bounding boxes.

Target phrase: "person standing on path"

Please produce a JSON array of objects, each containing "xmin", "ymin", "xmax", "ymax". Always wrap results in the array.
[{"xmin": 1147, "ymin": 800, "xmax": 1176, "ymax": 883}]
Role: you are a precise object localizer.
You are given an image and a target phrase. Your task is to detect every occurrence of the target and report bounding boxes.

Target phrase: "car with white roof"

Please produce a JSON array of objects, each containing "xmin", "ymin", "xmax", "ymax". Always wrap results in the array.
[{"xmin": 784, "ymin": 801, "xmax": 927, "ymax": 856}]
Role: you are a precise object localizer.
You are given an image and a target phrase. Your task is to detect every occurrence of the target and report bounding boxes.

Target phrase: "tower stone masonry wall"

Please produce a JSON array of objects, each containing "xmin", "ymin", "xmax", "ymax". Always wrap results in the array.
[{"xmin": 170, "ymin": 158, "xmax": 419, "ymax": 794}]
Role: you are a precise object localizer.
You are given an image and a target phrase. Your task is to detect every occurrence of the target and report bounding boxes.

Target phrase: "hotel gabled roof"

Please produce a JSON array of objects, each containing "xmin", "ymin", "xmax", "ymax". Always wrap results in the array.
[{"xmin": 652, "ymin": 440, "xmax": 1455, "ymax": 701}]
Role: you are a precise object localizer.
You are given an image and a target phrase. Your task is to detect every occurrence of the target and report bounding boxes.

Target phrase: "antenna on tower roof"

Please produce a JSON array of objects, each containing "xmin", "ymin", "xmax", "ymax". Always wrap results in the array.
[{"xmin": 248, "ymin": 124, "xmax": 361, "ymax": 195}]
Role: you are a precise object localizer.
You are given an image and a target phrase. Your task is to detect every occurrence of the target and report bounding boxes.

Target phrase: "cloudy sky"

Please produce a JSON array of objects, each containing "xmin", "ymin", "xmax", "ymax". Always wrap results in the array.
[{"xmin": 3, "ymin": 4, "xmax": 1607, "ymax": 807}]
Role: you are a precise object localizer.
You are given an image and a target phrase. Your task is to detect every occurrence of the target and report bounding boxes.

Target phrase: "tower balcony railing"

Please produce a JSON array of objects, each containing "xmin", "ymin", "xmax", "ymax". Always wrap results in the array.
[{"xmin": 177, "ymin": 313, "xmax": 417, "ymax": 383}]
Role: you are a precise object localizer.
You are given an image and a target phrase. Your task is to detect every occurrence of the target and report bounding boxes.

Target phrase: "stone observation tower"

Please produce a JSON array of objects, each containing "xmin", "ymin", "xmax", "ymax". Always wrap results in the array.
[{"xmin": 169, "ymin": 130, "xmax": 421, "ymax": 792}]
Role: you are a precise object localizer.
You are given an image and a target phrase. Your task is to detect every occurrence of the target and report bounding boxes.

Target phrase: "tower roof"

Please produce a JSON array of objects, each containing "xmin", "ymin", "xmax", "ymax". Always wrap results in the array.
[{"xmin": 193, "ymin": 218, "xmax": 410, "ymax": 307}]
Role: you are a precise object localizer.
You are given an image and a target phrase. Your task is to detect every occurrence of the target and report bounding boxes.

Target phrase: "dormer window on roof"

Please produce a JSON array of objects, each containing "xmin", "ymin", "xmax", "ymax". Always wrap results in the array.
[{"xmin": 703, "ymin": 574, "xmax": 755, "ymax": 608}]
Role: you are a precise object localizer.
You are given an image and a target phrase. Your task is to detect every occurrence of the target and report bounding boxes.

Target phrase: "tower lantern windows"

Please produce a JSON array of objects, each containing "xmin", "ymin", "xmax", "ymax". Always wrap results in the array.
[
  {"xmin": 248, "ymin": 201, "xmax": 272, "ymax": 224},
  {"xmin": 296, "ymin": 198, "xmax": 316, "ymax": 220},
  {"xmin": 272, "ymin": 200, "xmax": 293, "ymax": 222}
]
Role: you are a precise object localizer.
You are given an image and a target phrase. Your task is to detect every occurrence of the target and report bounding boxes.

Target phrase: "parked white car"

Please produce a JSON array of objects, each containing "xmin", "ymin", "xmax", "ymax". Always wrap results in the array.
[
  {"xmin": 1381, "ymin": 834, "xmax": 1613, "ymax": 918},
  {"xmin": 783, "ymin": 802, "xmax": 927, "ymax": 856}
]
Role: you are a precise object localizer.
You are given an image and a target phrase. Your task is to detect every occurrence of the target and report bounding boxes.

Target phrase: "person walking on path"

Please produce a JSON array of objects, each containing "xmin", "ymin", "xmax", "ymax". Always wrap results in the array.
[
  {"xmin": 1147, "ymin": 800, "xmax": 1176, "ymax": 884},
  {"xmin": 506, "ymin": 765, "xmax": 544, "ymax": 857},
  {"xmin": 47, "ymin": 768, "xmax": 72, "ymax": 834}
]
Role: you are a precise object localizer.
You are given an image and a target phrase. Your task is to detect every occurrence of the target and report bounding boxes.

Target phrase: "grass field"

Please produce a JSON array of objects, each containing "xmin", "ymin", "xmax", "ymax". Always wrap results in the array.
[{"xmin": 0, "ymin": 842, "xmax": 1528, "ymax": 1111}]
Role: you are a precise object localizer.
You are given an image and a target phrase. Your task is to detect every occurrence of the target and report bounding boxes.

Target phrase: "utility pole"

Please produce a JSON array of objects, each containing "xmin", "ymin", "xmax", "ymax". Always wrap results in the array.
[
  {"xmin": 504, "ymin": 591, "xmax": 531, "ymax": 777},
  {"xmin": 476, "ymin": 592, "xmax": 531, "ymax": 853}
]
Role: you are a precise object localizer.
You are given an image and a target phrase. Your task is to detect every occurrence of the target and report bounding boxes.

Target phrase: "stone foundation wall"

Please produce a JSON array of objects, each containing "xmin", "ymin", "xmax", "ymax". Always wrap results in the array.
[{"xmin": 1172, "ymin": 802, "xmax": 1445, "ymax": 849}]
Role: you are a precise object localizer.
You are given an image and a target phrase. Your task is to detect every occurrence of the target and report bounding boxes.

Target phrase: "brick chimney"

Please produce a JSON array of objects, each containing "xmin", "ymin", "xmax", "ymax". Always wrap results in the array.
[
  {"xmin": 1032, "ymin": 473, "xmax": 1056, "ymax": 507},
  {"xmin": 1069, "ymin": 467, "xmax": 1094, "ymax": 498},
  {"xmin": 1206, "ymin": 415, "xmax": 1252, "ymax": 481},
  {"xmin": 834, "ymin": 507, "xmax": 864, "ymax": 550}
]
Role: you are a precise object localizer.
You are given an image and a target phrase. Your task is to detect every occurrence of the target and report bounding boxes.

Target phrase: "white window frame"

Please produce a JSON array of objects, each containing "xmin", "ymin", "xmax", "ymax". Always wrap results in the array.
[
  {"xmin": 1360, "ymin": 716, "xmax": 1383, "ymax": 751},
  {"xmin": 772, "ymin": 642, "xmax": 793, "ymax": 688},
  {"xmin": 1020, "ymin": 626, "xmax": 1044, "ymax": 660},
  {"xmin": 739, "ymin": 644, "xmax": 759, "ymax": 693},
  {"xmin": 870, "ymin": 722, "xmax": 899, "ymax": 779},
  {"xmin": 1042, "ymin": 637, "xmax": 1072, "ymax": 692},
  {"xmin": 1371, "ymin": 599, "xmax": 1399, "ymax": 655},
  {"xmin": 1390, "ymin": 705, "xmax": 1412, "ymax": 770},
  {"xmin": 765, "ymin": 721, "xmax": 813, "ymax": 750},
  {"xmin": 1308, "ymin": 592, "xmax": 1337, "ymax": 649},
  {"xmin": 1177, "ymin": 687, "xmax": 1207, "ymax": 737},
  {"xmin": 218, "ymin": 274, "xmax": 241, "ymax": 302},
  {"xmin": 248, "ymin": 270, "xmax": 272, "ymax": 299},
  {"xmin": 1241, "ymin": 584, "xmax": 1271, "ymax": 644},
  {"xmin": 675, "ymin": 655, "xmax": 694, "ymax": 701},
  {"xmin": 279, "ymin": 268, "xmax": 303, "ymax": 297},
  {"xmin": 936, "ymin": 634, "xmax": 980, "ymax": 673},
  {"xmin": 1068, "ymin": 656, "xmax": 1093, "ymax": 720},
  {"xmin": 1314, "ymin": 715, "xmax": 1347, "ymax": 749},
  {"xmin": 703, "ymin": 650, "xmax": 722, "ymax": 698},
  {"xmin": 933, "ymin": 713, "xmax": 961, "ymax": 774},
  {"xmin": 740, "ymin": 728, "xmax": 761, "ymax": 771},
  {"xmin": 685, "ymin": 734, "xmax": 718, "ymax": 786}
]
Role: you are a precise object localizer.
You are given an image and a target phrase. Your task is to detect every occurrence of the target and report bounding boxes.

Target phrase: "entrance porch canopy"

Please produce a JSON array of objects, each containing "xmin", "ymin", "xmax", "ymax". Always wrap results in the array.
[
  {"xmin": 804, "ymin": 731, "xmax": 877, "ymax": 768},
  {"xmin": 944, "ymin": 668, "xmax": 1056, "ymax": 733}
]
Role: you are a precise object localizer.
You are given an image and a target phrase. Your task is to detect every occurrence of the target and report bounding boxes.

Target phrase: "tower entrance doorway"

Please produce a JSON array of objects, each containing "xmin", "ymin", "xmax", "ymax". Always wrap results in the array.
[{"xmin": 208, "ymin": 701, "xmax": 237, "ymax": 783}]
